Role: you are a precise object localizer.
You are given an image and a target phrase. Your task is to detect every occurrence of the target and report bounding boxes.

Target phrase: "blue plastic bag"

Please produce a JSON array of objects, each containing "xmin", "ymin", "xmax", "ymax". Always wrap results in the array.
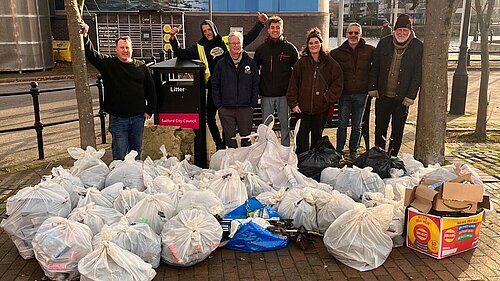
[
  {"xmin": 224, "ymin": 220, "xmax": 288, "ymax": 252},
  {"xmin": 224, "ymin": 197, "xmax": 283, "ymax": 220}
]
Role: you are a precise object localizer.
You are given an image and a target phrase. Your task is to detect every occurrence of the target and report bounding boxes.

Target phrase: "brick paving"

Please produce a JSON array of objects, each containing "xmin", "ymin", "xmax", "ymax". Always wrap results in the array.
[{"xmin": 0, "ymin": 70, "xmax": 500, "ymax": 280}]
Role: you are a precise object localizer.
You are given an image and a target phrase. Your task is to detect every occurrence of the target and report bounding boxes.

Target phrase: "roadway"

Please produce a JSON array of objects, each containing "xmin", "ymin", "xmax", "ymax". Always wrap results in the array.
[{"xmin": 0, "ymin": 80, "xmax": 104, "ymax": 172}]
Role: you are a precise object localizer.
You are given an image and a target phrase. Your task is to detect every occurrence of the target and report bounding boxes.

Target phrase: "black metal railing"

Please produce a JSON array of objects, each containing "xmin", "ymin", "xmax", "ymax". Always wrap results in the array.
[{"xmin": 0, "ymin": 76, "xmax": 107, "ymax": 160}]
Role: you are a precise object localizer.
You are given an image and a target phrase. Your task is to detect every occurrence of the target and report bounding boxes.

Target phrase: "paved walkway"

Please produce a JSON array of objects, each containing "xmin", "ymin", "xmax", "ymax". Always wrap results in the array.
[{"xmin": 0, "ymin": 68, "xmax": 499, "ymax": 280}]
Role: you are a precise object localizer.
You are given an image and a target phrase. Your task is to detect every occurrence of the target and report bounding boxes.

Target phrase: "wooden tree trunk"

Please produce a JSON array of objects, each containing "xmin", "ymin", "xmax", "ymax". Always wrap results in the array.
[
  {"xmin": 414, "ymin": 0, "xmax": 457, "ymax": 165},
  {"xmin": 473, "ymin": 0, "xmax": 495, "ymax": 140},
  {"xmin": 64, "ymin": 0, "xmax": 96, "ymax": 149}
]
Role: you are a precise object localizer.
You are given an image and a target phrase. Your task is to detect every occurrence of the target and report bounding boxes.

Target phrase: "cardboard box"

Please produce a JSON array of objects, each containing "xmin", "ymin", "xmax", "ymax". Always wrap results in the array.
[
  {"xmin": 406, "ymin": 207, "xmax": 484, "ymax": 259},
  {"xmin": 405, "ymin": 174, "xmax": 488, "ymax": 214}
]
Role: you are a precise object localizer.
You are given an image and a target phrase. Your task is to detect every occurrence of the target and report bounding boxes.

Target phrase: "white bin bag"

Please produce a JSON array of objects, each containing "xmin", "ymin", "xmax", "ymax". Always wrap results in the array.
[
  {"xmin": 0, "ymin": 181, "xmax": 71, "ymax": 259},
  {"xmin": 125, "ymin": 194, "xmax": 175, "ymax": 234},
  {"xmin": 319, "ymin": 167, "xmax": 342, "ymax": 187},
  {"xmin": 68, "ymin": 203, "xmax": 127, "ymax": 235},
  {"xmin": 207, "ymin": 168, "xmax": 248, "ymax": 216},
  {"xmin": 161, "ymin": 209, "xmax": 222, "ymax": 266},
  {"xmin": 32, "ymin": 217, "xmax": 93, "ymax": 280},
  {"xmin": 277, "ymin": 187, "xmax": 329, "ymax": 232},
  {"xmin": 75, "ymin": 187, "xmax": 113, "ymax": 209},
  {"xmin": 78, "ymin": 230, "xmax": 156, "ymax": 281},
  {"xmin": 176, "ymin": 190, "xmax": 225, "ymax": 217},
  {"xmin": 316, "ymin": 190, "xmax": 356, "ymax": 234},
  {"xmin": 114, "ymin": 188, "xmax": 147, "ymax": 215},
  {"xmin": 256, "ymin": 187, "xmax": 286, "ymax": 211},
  {"xmin": 51, "ymin": 166, "xmax": 84, "ymax": 209},
  {"xmin": 335, "ymin": 166, "xmax": 385, "ymax": 201},
  {"xmin": 234, "ymin": 161, "xmax": 276, "ymax": 198},
  {"xmin": 93, "ymin": 223, "xmax": 161, "ymax": 268},
  {"xmin": 68, "ymin": 146, "xmax": 109, "ymax": 190},
  {"xmin": 323, "ymin": 203, "xmax": 394, "ymax": 271},
  {"xmin": 105, "ymin": 151, "xmax": 145, "ymax": 191}
]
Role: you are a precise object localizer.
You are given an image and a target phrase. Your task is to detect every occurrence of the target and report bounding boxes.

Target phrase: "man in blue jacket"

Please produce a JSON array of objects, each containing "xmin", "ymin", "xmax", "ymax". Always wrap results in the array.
[
  {"xmin": 169, "ymin": 13, "xmax": 267, "ymax": 150},
  {"xmin": 211, "ymin": 32, "xmax": 259, "ymax": 148}
]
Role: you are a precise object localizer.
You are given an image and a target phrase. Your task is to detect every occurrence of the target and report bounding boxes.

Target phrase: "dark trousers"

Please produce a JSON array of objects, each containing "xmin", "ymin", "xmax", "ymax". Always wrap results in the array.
[
  {"xmin": 295, "ymin": 110, "xmax": 328, "ymax": 155},
  {"xmin": 206, "ymin": 80, "xmax": 225, "ymax": 148},
  {"xmin": 218, "ymin": 106, "xmax": 253, "ymax": 148},
  {"xmin": 374, "ymin": 97, "xmax": 409, "ymax": 156},
  {"xmin": 361, "ymin": 96, "xmax": 372, "ymax": 149}
]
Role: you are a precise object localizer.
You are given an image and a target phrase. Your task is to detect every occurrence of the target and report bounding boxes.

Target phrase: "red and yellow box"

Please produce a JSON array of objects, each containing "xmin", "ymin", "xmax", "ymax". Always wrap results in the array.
[{"xmin": 406, "ymin": 207, "xmax": 484, "ymax": 259}]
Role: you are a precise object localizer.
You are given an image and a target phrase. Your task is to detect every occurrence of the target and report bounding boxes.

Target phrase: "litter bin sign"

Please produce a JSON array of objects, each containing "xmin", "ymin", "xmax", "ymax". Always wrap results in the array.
[{"xmin": 150, "ymin": 58, "xmax": 207, "ymax": 167}]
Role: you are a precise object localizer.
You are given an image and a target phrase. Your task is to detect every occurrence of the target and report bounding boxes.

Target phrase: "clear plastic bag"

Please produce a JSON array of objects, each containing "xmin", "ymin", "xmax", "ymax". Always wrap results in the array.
[
  {"xmin": 316, "ymin": 190, "xmax": 356, "ymax": 234},
  {"xmin": 323, "ymin": 203, "xmax": 394, "ymax": 271},
  {"xmin": 78, "ymin": 235, "xmax": 156, "ymax": 281},
  {"xmin": 176, "ymin": 190, "xmax": 225, "ymax": 217},
  {"xmin": 68, "ymin": 203, "xmax": 127, "ymax": 235},
  {"xmin": 277, "ymin": 187, "xmax": 329, "ymax": 232},
  {"xmin": 335, "ymin": 166, "xmax": 385, "ymax": 201},
  {"xmin": 75, "ymin": 187, "xmax": 113, "ymax": 209},
  {"xmin": 0, "ymin": 180, "xmax": 71, "ymax": 259},
  {"xmin": 125, "ymin": 194, "xmax": 175, "ymax": 234},
  {"xmin": 114, "ymin": 188, "xmax": 147, "ymax": 215},
  {"xmin": 68, "ymin": 146, "xmax": 109, "ymax": 190},
  {"xmin": 161, "ymin": 209, "xmax": 222, "ymax": 266},
  {"xmin": 93, "ymin": 223, "xmax": 161, "ymax": 268},
  {"xmin": 320, "ymin": 167, "xmax": 342, "ymax": 187},
  {"xmin": 51, "ymin": 166, "xmax": 84, "ymax": 209},
  {"xmin": 399, "ymin": 153, "xmax": 424, "ymax": 175},
  {"xmin": 256, "ymin": 187, "xmax": 286, "ymax": 210},
  {"xmin": 32, "ymin": 217, "xmax": 93, "ymax": 280},
  {"xmin": 207, "ymin": 168, "xmax": 248, "ymax": 216},
  {"xmin": 106, "ymin": 150, "xmax": 145, "ymax": 191}
]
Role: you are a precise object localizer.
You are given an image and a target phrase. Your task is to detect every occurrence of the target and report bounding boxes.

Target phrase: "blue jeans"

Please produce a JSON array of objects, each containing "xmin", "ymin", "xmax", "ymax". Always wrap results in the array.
[
  {"xmin": 261, "ymin": 96, "xmax": 290, "ymax": 146},
  {"xmin": 336, "ymin": 94, "xmax": 368, "ymax": 155},
  {"xmin": 108, "ymin": 114, "xmax": 145, "ymax": 160}
]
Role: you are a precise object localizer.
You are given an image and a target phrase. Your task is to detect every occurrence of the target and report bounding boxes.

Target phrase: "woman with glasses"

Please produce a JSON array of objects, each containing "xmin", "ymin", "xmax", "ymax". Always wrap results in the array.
[{"xmin": 287, "ymin": 28, "xmax": 343, "ymax": 155}]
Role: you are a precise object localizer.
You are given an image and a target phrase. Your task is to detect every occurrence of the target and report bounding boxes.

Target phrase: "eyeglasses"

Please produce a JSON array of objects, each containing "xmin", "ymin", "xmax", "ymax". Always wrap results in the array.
[
  {"xmin": 229, "ymin": 42, "xmax": 241, "ymax": 46},
  {"xmin": 348, "ymin": 31, "xmax": 360, "ymax": 35}
]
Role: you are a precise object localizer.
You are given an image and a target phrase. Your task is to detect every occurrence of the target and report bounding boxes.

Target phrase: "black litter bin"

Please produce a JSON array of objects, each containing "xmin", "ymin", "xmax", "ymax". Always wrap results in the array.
[{"xmin": 150, "ymin": 58, "xmax": 207, "ymax": 167}]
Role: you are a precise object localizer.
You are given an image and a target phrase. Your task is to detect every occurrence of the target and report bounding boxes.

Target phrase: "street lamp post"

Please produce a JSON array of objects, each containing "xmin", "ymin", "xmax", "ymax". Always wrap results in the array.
[{"xmin": 449, "ymin": 0, "xmax": 471, "ymax": 115}]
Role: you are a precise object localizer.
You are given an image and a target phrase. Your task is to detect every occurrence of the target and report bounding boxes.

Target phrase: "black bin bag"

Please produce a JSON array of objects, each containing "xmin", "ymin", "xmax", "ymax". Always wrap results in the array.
[
  {"xmin": 298, "ymin": 136, "xmax": 342, "ymax": 181},
  {"xmin": 353, "ymin": 146, "xmax": 406, "ymax": 178}
]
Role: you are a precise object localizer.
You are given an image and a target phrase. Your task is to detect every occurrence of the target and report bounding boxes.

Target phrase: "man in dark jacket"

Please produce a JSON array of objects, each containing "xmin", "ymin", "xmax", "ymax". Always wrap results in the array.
[
  {"xmin": 254, "ymin": 16, "xmax": 299, "ymax": 146},
  {"xmin": 368, "ymin": 14, "xmax": 423, "ymax": 156},
  {"xmin": 330, "ymin": 23, "xmax": 375, "ymax": 160},
  {"xmin": 169, "ymin": 13, "xmax": 267, "ymax": 150},
  {"xmin": 80, "ymin": 22, "xmax": 156, "ymax": 161},
  {"xmin": 212, "ymin": 32, "xmax": 259, "ymax": 148},
  {"xmin": 380, "ymin": 20, "xmax": 392, "ymax": 39}
]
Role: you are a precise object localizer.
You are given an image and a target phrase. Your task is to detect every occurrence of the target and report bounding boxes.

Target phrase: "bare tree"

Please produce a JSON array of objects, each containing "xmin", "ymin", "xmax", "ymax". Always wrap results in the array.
[
  {"xmin": 473, "ymin": 0, "xmax": 496, "ymax": 140},
  {"xmin": 414, "ymin": 0, "xmax": 458, "ymax": 165},
  {"xmin": 64, "ymin": 0, "xmax": 96, "ymax": 148}
]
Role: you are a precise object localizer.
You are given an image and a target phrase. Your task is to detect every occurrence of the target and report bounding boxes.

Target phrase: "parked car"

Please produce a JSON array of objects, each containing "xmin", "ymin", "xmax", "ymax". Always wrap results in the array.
[{"xmin": 357, "ymin": 16, "xmax": 388, "ymax": 26}]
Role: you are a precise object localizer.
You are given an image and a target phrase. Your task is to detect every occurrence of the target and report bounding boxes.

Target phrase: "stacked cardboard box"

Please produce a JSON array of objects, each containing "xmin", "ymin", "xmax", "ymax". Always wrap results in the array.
[{"xmin": 404, "ymin": 174, "xmax": 491, "ymax": 259}]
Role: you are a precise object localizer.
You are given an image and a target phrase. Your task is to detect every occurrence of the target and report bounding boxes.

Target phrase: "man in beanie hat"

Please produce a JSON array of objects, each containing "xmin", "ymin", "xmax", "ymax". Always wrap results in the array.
[{"xmin": 368, "ymin": 14, "xmax": 423, "ymax": 156}]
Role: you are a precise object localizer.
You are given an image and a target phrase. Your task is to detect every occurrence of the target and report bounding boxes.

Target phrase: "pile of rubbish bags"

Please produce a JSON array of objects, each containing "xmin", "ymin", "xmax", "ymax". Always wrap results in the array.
[{"xmin": 0, "ymin": 119, "xmax": 486, "ymax": 278}]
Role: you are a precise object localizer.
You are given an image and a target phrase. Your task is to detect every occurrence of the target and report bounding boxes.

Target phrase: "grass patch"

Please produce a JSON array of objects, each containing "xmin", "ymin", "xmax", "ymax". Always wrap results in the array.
[{"xmin": 446, "ymin": 130, "xmax": 500, "ymax": 143}]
